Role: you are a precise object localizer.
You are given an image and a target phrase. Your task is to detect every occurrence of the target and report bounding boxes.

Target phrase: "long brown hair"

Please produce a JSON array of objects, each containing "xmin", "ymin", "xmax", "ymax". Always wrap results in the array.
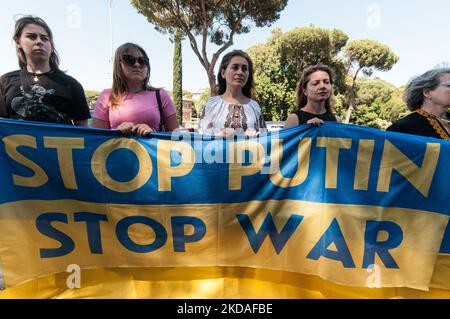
[
  {"xmin": 217, "ymin": 50, "xmax": 254, "ymax": 98},
  {"xmin": 13, "ymin": 16, "xmax": 61, "ymax": 72},
  {"xmin": 296, "ymin": 64, "xmax": 334, "ymax": 112},
  {"xmin": 109, "ymin": 43, "xmax": 154, "ymax": 108}
]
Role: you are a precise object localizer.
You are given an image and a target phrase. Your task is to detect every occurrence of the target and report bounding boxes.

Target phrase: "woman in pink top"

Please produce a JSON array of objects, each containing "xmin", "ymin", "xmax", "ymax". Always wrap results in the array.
[{"xmin": 93, "ymin": 43, "xmax": 179, "ymax": 136}]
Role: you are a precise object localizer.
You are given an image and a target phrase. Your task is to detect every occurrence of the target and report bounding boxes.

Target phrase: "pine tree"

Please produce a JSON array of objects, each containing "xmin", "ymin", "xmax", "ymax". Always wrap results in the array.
[{"xmin": 173, "ymin": 29, "xmax": 183, "ymax": 124}]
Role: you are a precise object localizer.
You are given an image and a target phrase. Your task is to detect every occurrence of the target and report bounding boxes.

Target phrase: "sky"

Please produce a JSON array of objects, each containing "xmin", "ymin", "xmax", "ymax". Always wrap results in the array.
[{"xmin": 1, "ymin": 0, "xmax": 449, "ymax": 93}]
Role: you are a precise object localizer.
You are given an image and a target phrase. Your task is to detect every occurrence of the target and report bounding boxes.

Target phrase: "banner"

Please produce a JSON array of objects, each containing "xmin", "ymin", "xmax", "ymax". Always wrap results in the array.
[{"xmin": 0, "ymin": 119, "xmax": 449, "ymax": 298}]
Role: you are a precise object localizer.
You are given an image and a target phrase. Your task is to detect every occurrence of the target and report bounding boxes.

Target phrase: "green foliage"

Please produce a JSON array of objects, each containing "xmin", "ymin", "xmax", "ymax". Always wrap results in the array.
[
  {"xmin": 85, "ymin": 90, "xmax": 100, "ymax": 110},
  {"xmin": 181, "ymin": 90, "xmax": 196, "ymax": 117},
  {"xmin": 278, "ymin": 26, "xmax": 349, "ymax": 94},
  {"xmin": 332, "ymin": 93, "xmax": 347, "ymax": 119},
  {"xmin": 130, "ymin": 0, "xmax": 288, "ymax": 94},
  {"xmin": 344, "ymin": 39, "xmax": 399, "ymax": 75},
  {"xmin": 182, "ymin": 90, "xmax": 193, "ymax": 100},
  {"xmin": 194, "ymin": 89, "xmax": 211, "ymax": 119},
  {"xmin": 343, "ymin": 39, "xmax": 399, "ymax": 123},
  {"xmin": 173, "ymin": 30, "xmax": 183, "ymax": 122},
  {"xmin": 248, "ymin": 26, "xmax": 350, "ymax": 121},
  {"xmin": 347, "ymin": 78, "xmax": 408, "ymax": 129},
  {"xmin": 131, "ymin": 0, "xmax": 288, "ymax": 41},
  {"xmin": 388, "ymin": 86, "xmax": 410, "ymax": 121}
]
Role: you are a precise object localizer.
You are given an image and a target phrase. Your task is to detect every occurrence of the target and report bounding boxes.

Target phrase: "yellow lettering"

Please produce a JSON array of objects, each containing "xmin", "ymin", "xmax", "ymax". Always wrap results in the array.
[
  {"xmin": 269, "ymin": 138, "xmax": 311, "ymax": 188},
  {"xmin": 44, "ymin": 137, "xmax": 84, "ymax": 190},
  {"xmin": 377, "ymin": 141, "xmax": 440, "ymax": 197},
  {"xmin": 354, "ymin": 139, "xmax": 375, "ymax": 191},
  {"xmin": 317, "ymin": 138, "xmax": 352, "ymax": 189},
  {"xmin": 157, "ymin": 141, "xmax": 195, "ymax": 191},
  {"xmin": 91, "ymin": 138, "xmax": 152, "ymax": 192},
  {"xmin": 228, "ymin": 141, "xmax": 265, "ymax": 190},
  {"xmin": 2, "ymin": 135, "xmax": 48, "ymax": 187}
]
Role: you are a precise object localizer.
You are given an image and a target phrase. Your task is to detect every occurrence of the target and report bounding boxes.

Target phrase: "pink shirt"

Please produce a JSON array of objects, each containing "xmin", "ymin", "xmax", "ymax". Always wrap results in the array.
[{"xmin": 93, "ymin": 89, "xmax": 176, "ymax": 131}]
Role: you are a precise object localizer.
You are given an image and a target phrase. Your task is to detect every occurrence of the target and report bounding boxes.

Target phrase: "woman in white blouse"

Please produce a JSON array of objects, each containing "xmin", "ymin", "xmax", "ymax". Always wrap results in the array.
[{"xmin": 198, "ymin": 50, "xmax": 266, "ymax": 138}]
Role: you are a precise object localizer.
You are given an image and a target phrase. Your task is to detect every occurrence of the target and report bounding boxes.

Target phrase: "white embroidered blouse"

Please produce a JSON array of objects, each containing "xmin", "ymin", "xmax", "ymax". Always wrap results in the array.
[{"xmin": 198, "ymin": 96, "xmax": 266, "ymax": 135}]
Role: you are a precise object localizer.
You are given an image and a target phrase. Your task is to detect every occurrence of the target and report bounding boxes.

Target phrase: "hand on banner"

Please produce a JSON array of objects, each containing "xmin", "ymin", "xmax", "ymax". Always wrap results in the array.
[
  {"xmin": 132, "ymin": 123, "xmax": 154, "ymax": 137},
  {"xmin": 217, "ymin": 128, "xmax": 236, "ymax": 139},
  {"xmin": 306, "ymin": 117, "xmax": 325, "ymax": 126},
  {"xmin": 116, "ymin": 122, "xmax": 135, "ymax": 135},
  {"xmin": 245, "ymin": 129, "xmax": 260, "ymax": 139}
]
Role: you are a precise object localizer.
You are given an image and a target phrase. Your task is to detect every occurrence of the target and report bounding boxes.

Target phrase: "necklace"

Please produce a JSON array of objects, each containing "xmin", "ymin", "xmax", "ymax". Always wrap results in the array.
[
  {"xmin": 25, "ymin": 72, "xmax": 40, "ymax": 84},
  {"xmin": 29, "ymin": 72, "xmax": 43, "ymax": 83},
  {"xmin": 27, "ymin": 70, "xmax": 52, "ymax": 83}
]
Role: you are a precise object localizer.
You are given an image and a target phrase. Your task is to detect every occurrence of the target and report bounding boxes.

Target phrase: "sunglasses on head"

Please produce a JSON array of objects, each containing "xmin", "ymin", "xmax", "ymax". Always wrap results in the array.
[{"xmin": 121, "ymin": 54, "xmax": 149, "ymax": 67}]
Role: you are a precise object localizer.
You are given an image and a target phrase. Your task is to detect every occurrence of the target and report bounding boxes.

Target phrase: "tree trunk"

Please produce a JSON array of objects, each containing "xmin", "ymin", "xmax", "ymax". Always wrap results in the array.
[
  {"xmin": 344, "ymin": 68, "xmax": 361, "ymax": 124},
  {"xmin": 173, "ymin": 30, "xmax": 183, "ymax": 124},
  {"xmin": 344, "ymin": 103, "xmax": 354, "ymax": 124},
  {"xmin": 208, "ymin": 72, "xmax": 217, "ymax": 96}
]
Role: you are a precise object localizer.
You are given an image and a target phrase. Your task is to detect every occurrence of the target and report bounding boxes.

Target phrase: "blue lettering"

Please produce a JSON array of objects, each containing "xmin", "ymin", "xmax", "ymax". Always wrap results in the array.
[
  {"xmin": 171, "ymin": 216, "xmax": 206, "ymax": 252},
  {"xmin": 363, "ymin": 220, "xmax": 402, "ymax": 269},
  {"xmin": 307, "ymin": 218, "xmax": 355, "ymax": 268},
  {"xmin": 237, "ymin": 213, "xmax": 303, "ymax": 254},
  {"xmin": 439, "ymin": 220, "xmax": 450, "ymax": 254},
  {"xmin": 36, "ymin": 213, "xmax": 74, "ymax": 258},
  {"xmin": 116, "ymin": 216, "xmax": 167, "ymax": 253},
  {"xmin": 74, "ymin": 212, "xmax": 108, "ymax": 254}
]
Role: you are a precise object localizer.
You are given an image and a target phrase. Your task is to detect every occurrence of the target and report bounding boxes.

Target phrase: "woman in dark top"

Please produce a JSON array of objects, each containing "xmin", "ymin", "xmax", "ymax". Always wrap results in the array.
[
  {"xmin": 285, "ymin": 64, "xmax": 341, "ymax": 128},
  {"xmin": 387, "ymin": 68, "xmax": 450, "ymax": 140},
  {"xmin": 0, "ymin": 16, "xmax": 90, "ymax": 125}
]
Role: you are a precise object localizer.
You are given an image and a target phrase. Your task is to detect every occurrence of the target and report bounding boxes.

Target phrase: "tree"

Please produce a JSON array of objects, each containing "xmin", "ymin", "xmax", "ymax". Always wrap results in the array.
[
  {"xmin": 194, "ymin": 89, "xmax": 211, "ymax": 119},
  {"xmin": 351, "ymin": 78, "xmax": 401, "ymax": 129},
  {"xmin": 85, "ymin": 90, "xmax": 100, "ymax": 110},
  {"xmin": 333, "ymin": 79, "xmax": 407, "ymax": 129},
  {"xmin": 173, "ymin": 29, "xmax": 183, "ymax": 123},
  {"xmin": 247, "ymin": 39, "xmax": 295, "ymax": 121},
  {"xmin": 343, "ymin": 39, "xmax": 399, "ymax": 123},
  {"xmin": 130, "ymin": 0, "xmax": 288, "ymax": 96},
  {"xmin": 279, "ymin": 25, "xmax": 349, "ymax": 92},
  {"xmin": 248, "ymin": 26, "xmax": 349, "ymax": 121}
]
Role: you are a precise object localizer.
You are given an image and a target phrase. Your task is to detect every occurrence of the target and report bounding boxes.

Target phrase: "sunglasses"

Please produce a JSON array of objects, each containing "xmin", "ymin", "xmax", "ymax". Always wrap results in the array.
[{"xmin": 121, "ymin": 54, "xmax": 149, "ymax": 67}]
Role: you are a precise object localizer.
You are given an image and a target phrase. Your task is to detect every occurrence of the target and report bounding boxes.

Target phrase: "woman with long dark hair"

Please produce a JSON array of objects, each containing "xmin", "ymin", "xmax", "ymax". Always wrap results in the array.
[
  {"xmin": 198, "ymin": 50, "xmax": 266, "ymax": 137},
  {"xmin": 0, "ymin": 16, "xmax": 90, "ymax": 125}
]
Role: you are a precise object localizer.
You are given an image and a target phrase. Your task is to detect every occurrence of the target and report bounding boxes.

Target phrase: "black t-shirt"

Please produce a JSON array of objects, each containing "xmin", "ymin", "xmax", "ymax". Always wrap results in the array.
[
  {"xmin": 0, "ymin": 69, "xmax": 91, "ymax": 124},
  {"xmin": 387, "ymin": 111, "xmax": 450, "ymax": 140},
  {"xmin": 294, "ymin": 109, "xmax": 337, "ymax": 124}
]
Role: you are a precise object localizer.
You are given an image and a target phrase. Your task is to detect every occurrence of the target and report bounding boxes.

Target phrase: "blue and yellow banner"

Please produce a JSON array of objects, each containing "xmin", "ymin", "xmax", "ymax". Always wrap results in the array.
[{"xmin": 0, "ymin": 119, "xmax": 449, "ymax": 298}]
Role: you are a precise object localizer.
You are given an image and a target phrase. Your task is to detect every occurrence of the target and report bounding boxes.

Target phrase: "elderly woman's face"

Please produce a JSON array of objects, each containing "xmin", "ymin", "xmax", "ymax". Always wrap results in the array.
[{"xmin": 426, "ymin": 73, "xmax": 450, "ymax": 109}]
